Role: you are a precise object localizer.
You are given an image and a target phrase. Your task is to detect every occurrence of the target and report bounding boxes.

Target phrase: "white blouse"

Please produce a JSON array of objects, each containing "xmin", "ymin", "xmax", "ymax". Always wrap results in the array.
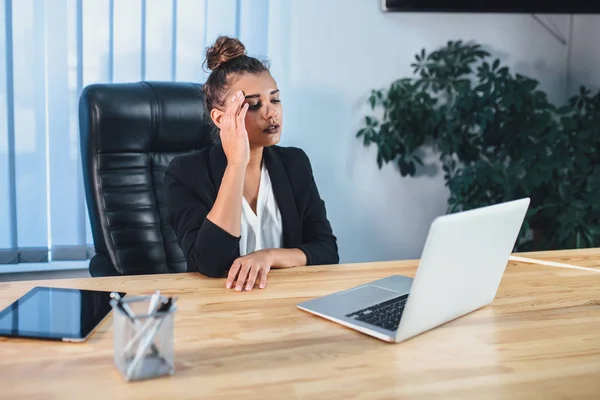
[{"xmin": 239, "ymin": 163, "xmax": 283, "ymax": 256}]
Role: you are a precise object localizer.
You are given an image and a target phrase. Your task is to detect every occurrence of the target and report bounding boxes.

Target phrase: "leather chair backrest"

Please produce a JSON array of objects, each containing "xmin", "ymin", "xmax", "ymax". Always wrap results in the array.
[{"xmin": 79, "ymin": 81, "xmax": 215, "ymax": 276}]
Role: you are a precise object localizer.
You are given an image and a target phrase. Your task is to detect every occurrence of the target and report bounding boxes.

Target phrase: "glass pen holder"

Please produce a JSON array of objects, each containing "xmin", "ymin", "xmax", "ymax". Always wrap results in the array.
[{"xmin": 110, "ymin": 294, "xmax": 176, "ymax": 382}]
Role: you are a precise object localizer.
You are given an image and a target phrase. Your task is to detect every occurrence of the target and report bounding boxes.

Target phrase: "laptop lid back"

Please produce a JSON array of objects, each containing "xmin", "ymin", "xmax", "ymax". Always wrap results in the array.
[{"xmin": 395, "ymin": 198, "xmax": 530, "ymax": 342}]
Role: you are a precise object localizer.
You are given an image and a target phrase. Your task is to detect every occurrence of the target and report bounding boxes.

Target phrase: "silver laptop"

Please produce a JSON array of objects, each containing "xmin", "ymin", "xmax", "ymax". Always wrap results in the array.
[{"xmin": 297, "ymin": 198, "xmax": 530, "ymax": 343}]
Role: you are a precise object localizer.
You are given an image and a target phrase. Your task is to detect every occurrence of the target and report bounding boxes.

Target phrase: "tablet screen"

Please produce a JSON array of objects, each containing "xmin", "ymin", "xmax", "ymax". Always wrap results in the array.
[{"xmin": 0, "ymin": 286, "xmax": 124, "ymax": 341}]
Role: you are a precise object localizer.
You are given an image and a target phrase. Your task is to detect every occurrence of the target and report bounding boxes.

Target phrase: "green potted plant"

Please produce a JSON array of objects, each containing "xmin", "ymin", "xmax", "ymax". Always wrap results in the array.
[{"xmin": 357, "ymin": 40, "xmax": 600, "ymax": 251}]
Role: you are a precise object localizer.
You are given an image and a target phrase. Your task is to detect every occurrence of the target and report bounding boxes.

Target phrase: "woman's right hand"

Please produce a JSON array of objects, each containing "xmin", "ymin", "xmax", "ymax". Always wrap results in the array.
[{"xmin": 220, "ymin": 90, "xmax": 250, "ymax": 167}]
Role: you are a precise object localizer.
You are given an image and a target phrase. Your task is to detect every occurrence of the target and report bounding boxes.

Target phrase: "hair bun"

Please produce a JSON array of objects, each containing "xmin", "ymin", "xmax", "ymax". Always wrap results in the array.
[{"xmin": 205, "ymin": 36, "xmax": 246, "ymax": 71}]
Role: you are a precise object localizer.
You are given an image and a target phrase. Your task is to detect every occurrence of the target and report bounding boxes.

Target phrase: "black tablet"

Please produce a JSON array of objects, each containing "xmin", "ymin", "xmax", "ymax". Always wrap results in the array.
[{"xmin": 0, "ymin": 286, "xmax": 125, "ymax": 342}]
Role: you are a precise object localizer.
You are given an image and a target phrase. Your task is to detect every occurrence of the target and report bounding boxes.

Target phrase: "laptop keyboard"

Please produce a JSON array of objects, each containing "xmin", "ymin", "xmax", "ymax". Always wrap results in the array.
[{"xmin": 345, "ymin": 294, "xmax": 408, "ymax": 331}]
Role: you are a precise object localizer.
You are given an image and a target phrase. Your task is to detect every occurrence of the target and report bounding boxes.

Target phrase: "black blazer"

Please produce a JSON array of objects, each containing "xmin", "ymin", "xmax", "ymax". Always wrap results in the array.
[{"xmin": 163, "ymin": 144, "xmax": 339, "ymax": 278}]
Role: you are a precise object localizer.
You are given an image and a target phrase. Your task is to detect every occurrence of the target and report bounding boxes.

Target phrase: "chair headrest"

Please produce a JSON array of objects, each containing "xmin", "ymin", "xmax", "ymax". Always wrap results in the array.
[{"xmin": 79, "ymin": 81, "xmax": 215, "ymax": 153}]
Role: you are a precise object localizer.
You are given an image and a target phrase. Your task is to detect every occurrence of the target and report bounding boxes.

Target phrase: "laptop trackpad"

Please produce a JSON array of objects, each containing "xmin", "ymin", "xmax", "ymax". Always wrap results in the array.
[{"xmin": 334, "ymin": 285, "xmax": 399, "ymax": 314}]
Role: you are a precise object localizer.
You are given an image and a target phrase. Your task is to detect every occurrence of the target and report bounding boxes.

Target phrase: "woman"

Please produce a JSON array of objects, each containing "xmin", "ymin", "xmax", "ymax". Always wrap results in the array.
[{"xmin": 164, "ymin": 36, "xmax": 339, "ymax": 292}]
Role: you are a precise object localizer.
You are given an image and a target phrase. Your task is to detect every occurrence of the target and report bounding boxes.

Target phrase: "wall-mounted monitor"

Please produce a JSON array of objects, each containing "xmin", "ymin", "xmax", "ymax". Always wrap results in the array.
[{"xmin": 382, "ymin": 0, "xmax": 600, "ymax": 14}]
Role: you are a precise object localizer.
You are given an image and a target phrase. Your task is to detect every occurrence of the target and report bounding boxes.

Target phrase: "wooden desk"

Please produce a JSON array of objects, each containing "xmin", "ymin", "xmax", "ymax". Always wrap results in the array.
[{"xmin": 1, "ymin": 249, "xmax": 600, "ymax": 399}]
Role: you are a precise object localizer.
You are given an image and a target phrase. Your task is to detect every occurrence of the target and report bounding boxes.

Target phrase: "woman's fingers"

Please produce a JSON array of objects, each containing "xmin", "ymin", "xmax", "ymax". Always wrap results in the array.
[
  {"xmin": 258, "ymin": 268, "xmax": 268, "ymax": 289},
  {"xmin": 226, "ymin": 259, "xmax": 242, "ymax": 289},
  {"xmin": 234, "ymin": 263, "xmax": 252, "ymax": 291},
  {"xmin": 220, "ymin": 91, "xmax": 249, "ymax": 166},
  {"xmin": 223, "ymin": 91, "xmax": 243, "ymax": 131},
  {"xmin": 245, "ymin": 265, "xmax": 261, "ymax": 291},
  {"xmin": 224, "ymin": 94, "xmax": 239, "ymax": 130},
  {"xmin": 236, "ymin": 102, "xmax": 249, "ymax": 133}
]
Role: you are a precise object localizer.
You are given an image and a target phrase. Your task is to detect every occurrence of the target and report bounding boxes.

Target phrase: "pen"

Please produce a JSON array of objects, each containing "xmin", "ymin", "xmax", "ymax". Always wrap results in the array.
[
  {"xmin": 122, "ymin": 296, "xmax": 170, "ymax": 354},
  {"xmin": 147, "ymin": 290, "xmax": 161, "ymax": 315},
  {"xmin": 110, "ymin": 292, "xmax": 136, "ymax": 320},
  {"xmin": 111, "ymin": 292, "xmax": 161, "ymax": 356}
]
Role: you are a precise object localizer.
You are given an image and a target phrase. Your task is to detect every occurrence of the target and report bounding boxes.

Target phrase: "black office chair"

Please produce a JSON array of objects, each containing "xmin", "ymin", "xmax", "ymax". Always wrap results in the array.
[{"xmin": 79, "ymin": 81, "xmax": 215, "ymax": 277}]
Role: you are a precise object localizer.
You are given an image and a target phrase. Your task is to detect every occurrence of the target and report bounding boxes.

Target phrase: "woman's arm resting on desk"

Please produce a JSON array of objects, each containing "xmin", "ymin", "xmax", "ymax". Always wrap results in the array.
[
  {"xmin": 225, "ymin": 149, "xmax": 339, "ymax": 292},
  {"xmin": 226, "ymin": 248, "xmax": 307, "ymax": 291},
  {"xmin": 269, "ymin": 248, "xmax": 308, "ymax": 268}
]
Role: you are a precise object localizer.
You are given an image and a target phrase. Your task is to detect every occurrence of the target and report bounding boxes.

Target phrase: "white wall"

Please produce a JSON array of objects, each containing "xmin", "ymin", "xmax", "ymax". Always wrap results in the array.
[
  {"xmin": 569, "ymin": 15, "xmax": 600, "ymax": 92},
  {"xmin": 267, "ymin": 0, "xmax": 574, "ymax": 263}
]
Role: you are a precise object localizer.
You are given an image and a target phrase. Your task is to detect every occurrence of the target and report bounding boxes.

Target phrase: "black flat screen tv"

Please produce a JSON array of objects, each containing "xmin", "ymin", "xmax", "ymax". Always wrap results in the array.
[{"xmin": 383, "ymin": 0, "xmax": 600, "ymax": 14}]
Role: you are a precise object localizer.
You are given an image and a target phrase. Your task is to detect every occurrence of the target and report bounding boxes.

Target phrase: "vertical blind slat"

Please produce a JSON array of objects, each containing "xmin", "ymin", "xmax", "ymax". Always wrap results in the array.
[
  {"xmin": 141, "ymin": 0, "xmax": 147, "ymax": 80},
  {"xmin": 113, "ymin": 0, "xmax": 142, "ymax": 83},
  {"xmin": 170, "ymin": 0, "xmax": 177, "ymax": 81},
  {"xmin": 108, "ymin": 0, "xmax": 114, "ymax": 83},
  {"xmin": 205, "ymin": 0, "xmax": 237, "ymax": 53},
  {"xmin": 239, "ymin": 0, "xmax": 269, "ymax": 58},
  {"xmin": 145, "ymin": 0, "xmax": 173, "ymax": 81},
  {"xmin": 48, "ymin": 0, "xmax": 81, "ymax": 258},
  {"xmin": 73, "ymin": 0, "xmax": 88, "ymax": 250},
  {"xmin": 175, "ymin": 0, "xmax": 207, "ymax": 82},
  {"xmin": 12, "ymin": 0, "xmax": 49, "ymax": 251},
  {"xmin": 0, "ymin": 0, "xmax": 18, "ymax": 252}
]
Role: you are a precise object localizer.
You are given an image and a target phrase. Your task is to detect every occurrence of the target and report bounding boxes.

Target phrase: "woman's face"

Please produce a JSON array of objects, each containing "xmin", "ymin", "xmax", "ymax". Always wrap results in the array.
[{"xmin": 213, "ymin": 71, "xmax": 283, "ymax": 148}]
